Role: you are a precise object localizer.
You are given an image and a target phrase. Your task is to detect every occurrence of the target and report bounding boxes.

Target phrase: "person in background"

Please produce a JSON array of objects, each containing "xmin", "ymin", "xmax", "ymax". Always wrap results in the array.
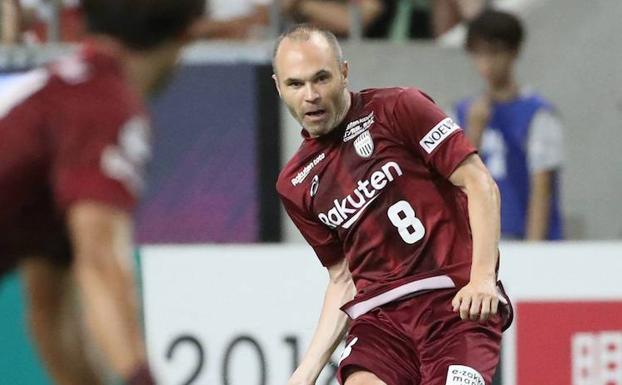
[
  {"xmin": 281, "ymin": 0, "xmax": 387, "ymax": 38},
  {"xmin": 431, "ymin": 0, "xmax": 487, "ymax": 37},
  {"xmin": 456, "ymin": 9, "xmax": 564, "ymax": 240},
  {"xmin": 7, "ymin": 0, "xmax": 86, "ymax": 43},
  {"xmin": 192, "ymin": 0, "xmax": 271, "ymax": 40}
]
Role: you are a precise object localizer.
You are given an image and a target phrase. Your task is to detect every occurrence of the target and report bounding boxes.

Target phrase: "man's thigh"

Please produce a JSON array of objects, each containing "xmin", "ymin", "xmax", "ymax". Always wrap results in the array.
[
  {"xmin": 417, "ymin": 291, "xmax": 503, "ymax": 385},
  {"xmin": 337, "ymin": 317, "xmax": 420, "ymax": 385},
  {"xmin": 344, "ymin": 369, "xmax": 388, "ymax": 385}
]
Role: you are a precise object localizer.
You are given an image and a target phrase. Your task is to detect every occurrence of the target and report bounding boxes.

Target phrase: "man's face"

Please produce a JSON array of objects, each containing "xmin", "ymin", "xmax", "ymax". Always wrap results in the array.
[
  {"xmin": 273, "ymin": 34, "xmax": 349, "ymax": 137},
  {"xmin": 469, "ymin": 41, "xmax": 518, "ymax": 88}
]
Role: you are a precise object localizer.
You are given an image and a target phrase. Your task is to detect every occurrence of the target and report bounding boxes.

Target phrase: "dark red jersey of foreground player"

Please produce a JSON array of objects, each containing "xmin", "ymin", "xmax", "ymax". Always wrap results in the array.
[
  {"xmin": 0, "ymin": 43, "xmax": 150, "ymax": 272},
  {"xmin": 277, "ymin": 88, "xmax": 479, "ymax": 318}
]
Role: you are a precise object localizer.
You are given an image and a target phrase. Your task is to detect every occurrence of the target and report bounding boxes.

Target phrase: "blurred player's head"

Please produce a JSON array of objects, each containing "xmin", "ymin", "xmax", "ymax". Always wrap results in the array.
[
  {"xmin": 81, "ymin": 0, "xmax": 205, "ymax": 94},
  {"xmin": 466, "ymin": 9, "xmax": 524, "ymax": 89},
  {"xmin": 272, "ymin": 24, "xmax": 350, "ymax": 138}
]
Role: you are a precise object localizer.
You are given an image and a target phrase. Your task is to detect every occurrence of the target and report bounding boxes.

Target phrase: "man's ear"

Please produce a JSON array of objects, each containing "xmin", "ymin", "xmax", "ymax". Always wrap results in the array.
[
  {"xmin": 272, "ymin": 73, "xmax": 282, "ymax": 97},
  {"xmin": 341, "ymin": 61, "xmax": 349, "ymax": 85}
]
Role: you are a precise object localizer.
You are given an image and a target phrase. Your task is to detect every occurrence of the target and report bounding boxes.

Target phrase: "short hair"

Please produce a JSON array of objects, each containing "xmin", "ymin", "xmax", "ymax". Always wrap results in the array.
[
  {"xmin": 466, "ymin": 9, "xmax": 525, "ymax": 52},
  {"xmin": 272, "ymin": 24, "xmax": 344, "ymax": 74},
  {"xmin": 81, "ymin": 0, "xmax": 205, "ymax": 51}
]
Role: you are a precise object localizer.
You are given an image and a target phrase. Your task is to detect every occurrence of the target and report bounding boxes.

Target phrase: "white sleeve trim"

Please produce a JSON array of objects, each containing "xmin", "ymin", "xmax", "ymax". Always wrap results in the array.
[{"xmin": 527, "ymin": 109, "xmax": 564, "ymax": 173}]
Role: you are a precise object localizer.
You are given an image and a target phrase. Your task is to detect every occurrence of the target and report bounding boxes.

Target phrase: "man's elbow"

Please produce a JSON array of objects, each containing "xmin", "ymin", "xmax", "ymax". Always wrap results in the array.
[{"xmin": 467, "ymin": 168, "xmax": 500, "ymax": 205}]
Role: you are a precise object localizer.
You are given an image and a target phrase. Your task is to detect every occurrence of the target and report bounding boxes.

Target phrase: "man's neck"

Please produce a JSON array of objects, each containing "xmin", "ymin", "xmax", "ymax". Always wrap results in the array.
[
  {"xmin": 335, "ymin": 89, "xmax": 352, "ymax": 127},
  {"xmin": 489, "ymin": 79, "xmax": 519, "ymax": 102}
]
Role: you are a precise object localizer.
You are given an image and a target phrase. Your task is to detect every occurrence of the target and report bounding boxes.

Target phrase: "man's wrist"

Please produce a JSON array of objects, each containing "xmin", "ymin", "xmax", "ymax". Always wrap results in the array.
[{"xmin": 469, "ymin": 265, "xmax": 497, "ymax": 281}]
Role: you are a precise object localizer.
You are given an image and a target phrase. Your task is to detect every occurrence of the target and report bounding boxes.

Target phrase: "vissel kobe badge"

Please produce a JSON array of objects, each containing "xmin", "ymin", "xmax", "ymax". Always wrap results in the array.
[{"xmin": 354, "ymin": 131, "xmax": 374, "ymax": 158}]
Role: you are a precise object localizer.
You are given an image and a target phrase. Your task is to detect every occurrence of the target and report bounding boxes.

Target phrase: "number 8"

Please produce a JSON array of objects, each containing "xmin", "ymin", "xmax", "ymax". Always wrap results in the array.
[{"xmin": 387, "ymin": 200, "xmax": 425, "ymax": 244}]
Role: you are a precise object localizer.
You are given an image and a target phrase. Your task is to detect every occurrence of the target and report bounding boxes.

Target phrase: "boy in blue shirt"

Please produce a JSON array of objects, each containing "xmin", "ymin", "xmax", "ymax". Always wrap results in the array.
[{"xmin": 456, "ymin": 9, "xmax": 563, "ymax": 240}]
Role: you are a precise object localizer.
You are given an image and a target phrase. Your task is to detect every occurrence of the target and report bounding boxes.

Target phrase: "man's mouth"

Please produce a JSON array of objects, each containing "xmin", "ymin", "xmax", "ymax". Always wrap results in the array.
[{"xmin": 304, "ymin": 109, "xmax": 327, "ymax": 121}]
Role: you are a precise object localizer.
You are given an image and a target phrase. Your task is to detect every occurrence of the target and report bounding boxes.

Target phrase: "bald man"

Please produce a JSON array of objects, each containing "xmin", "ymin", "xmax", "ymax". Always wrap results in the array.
[{"xmin": 273, "ymin": 24, "xmax": 513, "ymax": 385}]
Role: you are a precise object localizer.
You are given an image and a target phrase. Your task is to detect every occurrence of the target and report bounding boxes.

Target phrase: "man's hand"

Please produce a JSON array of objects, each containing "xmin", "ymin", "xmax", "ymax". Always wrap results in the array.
[
  {"xmin": 467, "ymin": 96, "xmax": 492, "ymax": 129},
  {"xmin": 451, "ymin": 277, "xmax": 499, "ymax": 321},
  {"xmin": 466, "ymin": 96, "xmax": 492, "ymax": 148}
]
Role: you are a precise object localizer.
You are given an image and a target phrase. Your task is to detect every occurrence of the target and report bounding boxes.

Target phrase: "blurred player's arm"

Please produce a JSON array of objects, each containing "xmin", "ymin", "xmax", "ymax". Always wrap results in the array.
[
  {"xmin": 287, "ymin": 257, "xmax": 355, "ymax": 385},
  {"xmin": 525, "ymin": 110, "xmax": 563, "ymax": 240},
  {"xmin": 67, "ymin": 201, "xmax": 147, "ymax": 380},
  {"xmin": 448, "ymin": 154, "xmax": 501, "ymax": 322},
  {"xmin": 1, "ymin": 0, "xmax": 21, "ymax": 44}
]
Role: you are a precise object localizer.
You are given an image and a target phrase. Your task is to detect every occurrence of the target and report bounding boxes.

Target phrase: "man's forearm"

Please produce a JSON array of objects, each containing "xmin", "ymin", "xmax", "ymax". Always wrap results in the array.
[
  {"xmin": 526, "ymin": 171, "xmax": 552, "ymax": 240},
  {"xmin": 1, "ymin": 0, "xmax": 21, "ymax": 44},
  {"xmin": 68, "ymin": 202, "xmax": 148, "ymax": 380},
  {"xmin": 298, "ymin": 0, "xmax": 382, "ymax": 36},
  {"xmin": 465, "ymin": 172, "xmax": 500, "ymax": 279},
  {"xmin": 293, "ymin": 278, "xmax": 355, "ymax": 382}
]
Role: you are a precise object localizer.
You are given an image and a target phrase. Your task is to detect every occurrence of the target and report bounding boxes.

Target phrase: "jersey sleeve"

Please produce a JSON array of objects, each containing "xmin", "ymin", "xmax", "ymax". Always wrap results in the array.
[
  {"xmin": 280, "ymin": 194, "xmax": 344, "ymax": 267},
  {"xmin": 392, "ymin": 88, "xmax": 477, "ymax": 178},
  {"xmin": 53, "ymin": 107, "xmax": 151, "ymax": 212}
]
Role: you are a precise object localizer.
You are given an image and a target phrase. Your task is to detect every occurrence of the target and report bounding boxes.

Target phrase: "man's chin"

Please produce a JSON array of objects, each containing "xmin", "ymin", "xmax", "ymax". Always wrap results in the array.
[{"xmin": 306, "ymin": 125, "xmax": 333, "ymax": 138}]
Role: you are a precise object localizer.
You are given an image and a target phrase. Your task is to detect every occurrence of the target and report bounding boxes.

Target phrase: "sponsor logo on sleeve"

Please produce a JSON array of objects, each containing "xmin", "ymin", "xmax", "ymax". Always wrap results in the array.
[
  {"xmin": 343, "ymin": 111, "xmax": 374, "ymax": 142},
  {"xmin": 419, "ymin": 117, "xmax": 461, "ymax": 154},
  {"xmin": 291, "ymin": 152, "xmax": 326, "ymax": 186},
  {"xmin": 101, "ymin": 116, "xmax": 152, "ymax": 195},
  {"xmin": 445, "ymin": 365, "xmax": 485, "ymax": 385}
]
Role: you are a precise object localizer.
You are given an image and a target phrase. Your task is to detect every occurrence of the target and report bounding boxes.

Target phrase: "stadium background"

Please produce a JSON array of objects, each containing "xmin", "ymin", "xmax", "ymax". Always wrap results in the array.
[{"xmin": 1, "ymin": 0, "xmax": 621, "ymax": 384}]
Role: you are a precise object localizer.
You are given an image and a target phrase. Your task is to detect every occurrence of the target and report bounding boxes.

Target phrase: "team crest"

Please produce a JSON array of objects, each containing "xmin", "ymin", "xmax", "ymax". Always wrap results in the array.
[{"xmin": 354, "ymin": 131, "xmax": 374, "ymax": 158}]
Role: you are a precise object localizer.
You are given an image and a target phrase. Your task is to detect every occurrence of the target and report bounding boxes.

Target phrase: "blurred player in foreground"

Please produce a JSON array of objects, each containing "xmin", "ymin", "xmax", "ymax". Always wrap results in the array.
[
  {"xmin": 274, "ymin": 24, "xmax": 512, "ymax": 385},
  {"xmin": 0, "ymin": 0, "xmax": 204, "ymax": 384}
]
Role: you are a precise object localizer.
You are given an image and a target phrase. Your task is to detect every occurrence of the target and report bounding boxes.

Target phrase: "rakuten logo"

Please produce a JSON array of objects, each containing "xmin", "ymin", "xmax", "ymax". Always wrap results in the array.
[{"xmin": 318, "ymin": 161, "xmax": 403, "ymax": 229}]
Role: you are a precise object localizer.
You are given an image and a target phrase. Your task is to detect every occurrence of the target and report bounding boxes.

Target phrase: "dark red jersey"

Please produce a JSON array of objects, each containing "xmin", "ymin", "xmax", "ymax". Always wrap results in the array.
[
  {"xmin": 0, "ymin": 43, "xmax": 151, "ymax": 270},
  {"xmin": 277, "ymin": 88, "xmax": 478, "ymax": 318}
]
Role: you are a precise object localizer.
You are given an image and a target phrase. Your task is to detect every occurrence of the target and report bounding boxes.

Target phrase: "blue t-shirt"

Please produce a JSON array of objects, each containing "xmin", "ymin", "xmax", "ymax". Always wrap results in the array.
[{"xmin": 456, "ymin": 92, "xmax": 563, "ymax": 240}]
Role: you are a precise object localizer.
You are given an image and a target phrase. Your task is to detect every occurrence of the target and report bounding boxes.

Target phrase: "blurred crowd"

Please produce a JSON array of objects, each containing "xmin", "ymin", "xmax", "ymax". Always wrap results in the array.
[{"xmin": 0, "ymin": 0, "xmax": 490, "ymax": 44}]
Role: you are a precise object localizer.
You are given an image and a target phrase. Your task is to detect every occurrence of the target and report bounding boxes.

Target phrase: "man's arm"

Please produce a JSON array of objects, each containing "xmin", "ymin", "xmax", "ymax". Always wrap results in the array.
[
  {"xmin": 67, "ymin": 201, "xmax": 148, "ymax": 381},
  {"xmin": 525, "ymin": 170, "xmax": 552, "ymax": 240},
  {"xmin": 525, "ymin": 110, "xmax": 563, "ymax": 240},
  {"xmin": 465, "ymin": 96, "xmax": 491, "ymax": 148},
  {"xmin": 291, "ymin": 0, "xmax": 383, "ymax": 36},
  {"xmin": 1, "ymin": 0, "xmax": 21, "ymax": 44},
  {"xmin": 287, "ymin": 257, "xmax": 355, "ymax": 385},
  {"xmin": 191, "ymin": 5, "xmax": 269, "ymax": 39},
  {"xmin": 448, "ymin": 154, "xmax": 501, "ymax": 321}
]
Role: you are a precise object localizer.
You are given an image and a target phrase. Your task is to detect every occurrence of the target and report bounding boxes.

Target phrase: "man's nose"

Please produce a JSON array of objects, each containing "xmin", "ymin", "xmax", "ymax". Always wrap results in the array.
[{"xmin": 304, "ymin": 83, "xmax": 320, "ymax": 102}]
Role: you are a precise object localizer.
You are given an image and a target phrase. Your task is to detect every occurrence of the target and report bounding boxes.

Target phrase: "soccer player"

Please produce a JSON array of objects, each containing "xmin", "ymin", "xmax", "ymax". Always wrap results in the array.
[
  {"xmin": 273, "ymin": 25, "xmax": 512, "ymax": 385},
  {"xmin": 0, "ymin": 0, "xmax": 204, "ymax": 384},
  {"xmin": 455, "ymin": 9, "xmax": 564, "ymax": 240}
]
